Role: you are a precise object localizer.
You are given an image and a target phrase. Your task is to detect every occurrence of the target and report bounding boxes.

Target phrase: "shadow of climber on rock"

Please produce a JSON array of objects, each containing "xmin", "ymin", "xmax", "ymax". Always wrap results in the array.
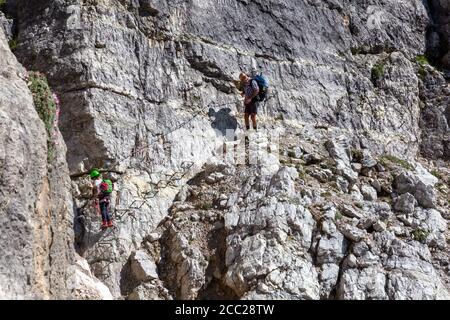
[{"xmin": 208, "ymin": 107, "xmax": 238, "ymax": 138}]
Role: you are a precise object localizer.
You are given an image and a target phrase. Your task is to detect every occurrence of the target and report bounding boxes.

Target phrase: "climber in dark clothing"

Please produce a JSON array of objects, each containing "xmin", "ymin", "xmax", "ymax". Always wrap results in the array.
[
  {"xmin": 90, "ymin": 169, "xmax": 114, "ymax": 229},
  {"xmin": 239, "ymin": 72, "xmax": 260, "ymax": 131}
]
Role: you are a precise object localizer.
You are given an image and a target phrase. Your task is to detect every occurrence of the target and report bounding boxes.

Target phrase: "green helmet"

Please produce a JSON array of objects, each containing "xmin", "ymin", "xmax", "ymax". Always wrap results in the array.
[{"xmin": 89, "ymin": 169, "xmax": 100, "ymax": 179}]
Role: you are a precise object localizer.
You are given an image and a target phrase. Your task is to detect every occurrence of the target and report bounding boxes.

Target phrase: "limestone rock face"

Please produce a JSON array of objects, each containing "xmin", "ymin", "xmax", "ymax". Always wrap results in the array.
[
  {"xmin": 0, "ymin": 27, "xmax": 75, "ymax": 299},
  {"xmin": 0, "ymin": 12, "xmax": 13, "ymax": 40},
  {"xmin": 394, "ymin": 171, "xmax": 438, "ymax": 209},
  {"xmin": 69, "ymin": 254, "xmax": 113, "ymax": 300},
  {"xmin": 130, "ymin": 250, "xmax": 159, "ymax": 282},
  {"xmin": 1, "ymin": 0, "xmax": 450, "ymax": 300},
  {"xmin": 150, "ymin": 133, "xmax": 450, "ymax": 300},
  {"xmin": 11, "ymin": 0, "xmax": 444, "ymax": 168},
  {"xmin": 224, "ymin": 167, "xmax": 319, "ymax": 299}
]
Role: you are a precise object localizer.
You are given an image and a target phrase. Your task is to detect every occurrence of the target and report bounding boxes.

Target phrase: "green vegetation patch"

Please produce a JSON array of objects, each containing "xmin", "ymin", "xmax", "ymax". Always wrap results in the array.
[
  {"xmin": 415, "ymin": 55, "xmax": 430, "ymax": 80},
  {"xmin": 351, "ymin": 47, "xmax": 361, "ymax": 55},
  {"xmin": 321, "ymin": 191, "xmax": 332, "ymax": 198},
  {"xmin": 197, "ymin": 201, "xmax": 213, "ymax": 211},
  {"xmin": 431, "ymin": 169, "xmax": 441, "ymax": 180},
  {"xmin": 411, "ymin": 229, "xmax": 429, "ymax": 242},
  {"xmin": 351, "ymin": 148, "xmax": 364, "ymax": 162},
  {"xmin": 379, "ymin": 154, "xmax": 413, "ymax": 171},
  {"xmin": 418, "ymin": 67, "xmax": 427, "ymax": 80},
  {"xmin": 8, "ymin": 37, "xmax": 18, "ymax": 51},
  {"xmin": 27, "ymin": 72, "xmax": 60, "ymax": 162},
  {"xmin": 287, "ymin": 150, "xmax": 296, "ymax": 158},
  {"xmin": 415, "ymin": 55, "xmax": 429, "ymax": 66},
  {"xmin": 371, "ymin": 61, "xmax": 385, "ymax": 82}
]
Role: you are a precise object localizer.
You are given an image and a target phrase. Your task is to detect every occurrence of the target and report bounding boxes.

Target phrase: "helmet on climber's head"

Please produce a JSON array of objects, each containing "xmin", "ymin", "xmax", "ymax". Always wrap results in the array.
[{"xmin": 90, "ymin": 169, "xmax": 101, "ymax": 179}]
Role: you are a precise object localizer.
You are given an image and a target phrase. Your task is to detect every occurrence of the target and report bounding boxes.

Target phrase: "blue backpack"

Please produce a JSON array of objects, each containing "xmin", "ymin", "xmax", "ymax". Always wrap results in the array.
[{"xmin": 252, "ymin": 74, "xmax": 269, "ymax": 101}]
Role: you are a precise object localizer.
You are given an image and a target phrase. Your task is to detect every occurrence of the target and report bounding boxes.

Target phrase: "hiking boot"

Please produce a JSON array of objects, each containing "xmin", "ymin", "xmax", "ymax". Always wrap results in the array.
[
  {"xmin": 107, "ymin": 221, "xmax": 114, "ymax": 228},
  {"xmin": 101, "ymin": 221, "xmax": 108, "ymax": 229}
]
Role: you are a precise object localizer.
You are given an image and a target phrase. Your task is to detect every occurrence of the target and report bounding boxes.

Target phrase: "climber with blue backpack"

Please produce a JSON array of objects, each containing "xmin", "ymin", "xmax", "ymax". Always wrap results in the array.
[
  {"xmin": 90, "ymin": 169, "xmax": 114, "ymax": 229},
  {"xmin": 239, "ymin": 71, "xmax": 269, "ymax": 131}
]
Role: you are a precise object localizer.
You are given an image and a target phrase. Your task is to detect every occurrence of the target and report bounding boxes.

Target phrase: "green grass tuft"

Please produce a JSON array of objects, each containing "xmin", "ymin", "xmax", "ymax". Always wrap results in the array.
[
  {"xmin": 351, "ymin": 148, "xmax": 364, "ymax": 162},
  {"xmin": 379, "ymin": 154, "xmax": 413, "ymax": 171},
  {"xmin": 197, "ymin": 201, "xmax": 213, "ymax": 211},
  {"xmin": 371, "ymin": 61, "xmax": 385, "ymax": 82},
  {"xmin": 351, "ymin": 47, "xmax": 361, "ymax": 55},
  {"xmin": 418, "ymin": 66, "xmax": 427, "ymax": 80},
  {"xmin": 411, "ymin": 229, "xmax": 428, "ymax": 242},
  {"xmin": 321, "ymin": 191, "xmax": 332, "ymax": 198},
  {"xmin": 431, "ymin": 169, "xmax": 441, "ymax": 180},
  {"xmin": 415, "ymin": 55, "xmax": 429, "ymax": 66},
  {"xmin": 416, "ymin": 55, "xmax": 430, "ymax": 80},
  {"xmin": 8, "ymin": 37, "xmax": 18, "ymax": 51},
  {"xmin": 287, "ymin": 150, "xmax": 296, "ymax": 158}
]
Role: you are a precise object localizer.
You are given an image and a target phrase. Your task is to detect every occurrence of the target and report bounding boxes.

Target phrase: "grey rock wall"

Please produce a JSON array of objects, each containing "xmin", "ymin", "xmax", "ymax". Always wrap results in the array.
[
  {"xmin": 147, "ymin": 127, "xmax": 450, "ymax": 300},
  {"xmin": 0, "ymin": 27, "xmax": 75, "ymax": 299},
  {"xmin": 0, "ymin": 0, "xmax": 448, "ymax": 299},
  {"xmin": 0, "ymin": 26, "xmax": 110, "ymax": 300},
  {"xmin": 12, "ymin": 0, "xmax": 441, "ymax": 168}
]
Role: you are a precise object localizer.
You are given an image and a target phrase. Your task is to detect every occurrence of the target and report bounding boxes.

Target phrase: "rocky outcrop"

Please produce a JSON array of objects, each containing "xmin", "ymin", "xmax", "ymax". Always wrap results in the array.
[
  {"xmin": 5, "ymin": 0, "xmax": 445, "ymax": 297},
  {"xmin": 0, "ymin": 27, "xmax": 110, "ymax": 299},
  {"xmin": 223, "ymin": 165, "xmax": 321, "ymax": 299},
  {"xmin": 0, "ymin": 0, "xmax": 449, "ymax": 300},
  {"xmin": 419, "ymin": 67, "xmax": 450, "ymax": 159},
  {"xmin": 69, "ymin": 254, "xmax": 113, "ymax": 300},
  {"xmin": 12, "ymin": 0, "xmax": 442, "ymax": 169},
  {"xmin": 0, "ymin": 27, "xmax": 73, "ymax": 299},
  {"xmin": 421, "ymin": 0, "xmax": 450, "ymax": 160},
  {"xmin": 132, "ymin": 126, "xmax": 450, "ymax": 300}
]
